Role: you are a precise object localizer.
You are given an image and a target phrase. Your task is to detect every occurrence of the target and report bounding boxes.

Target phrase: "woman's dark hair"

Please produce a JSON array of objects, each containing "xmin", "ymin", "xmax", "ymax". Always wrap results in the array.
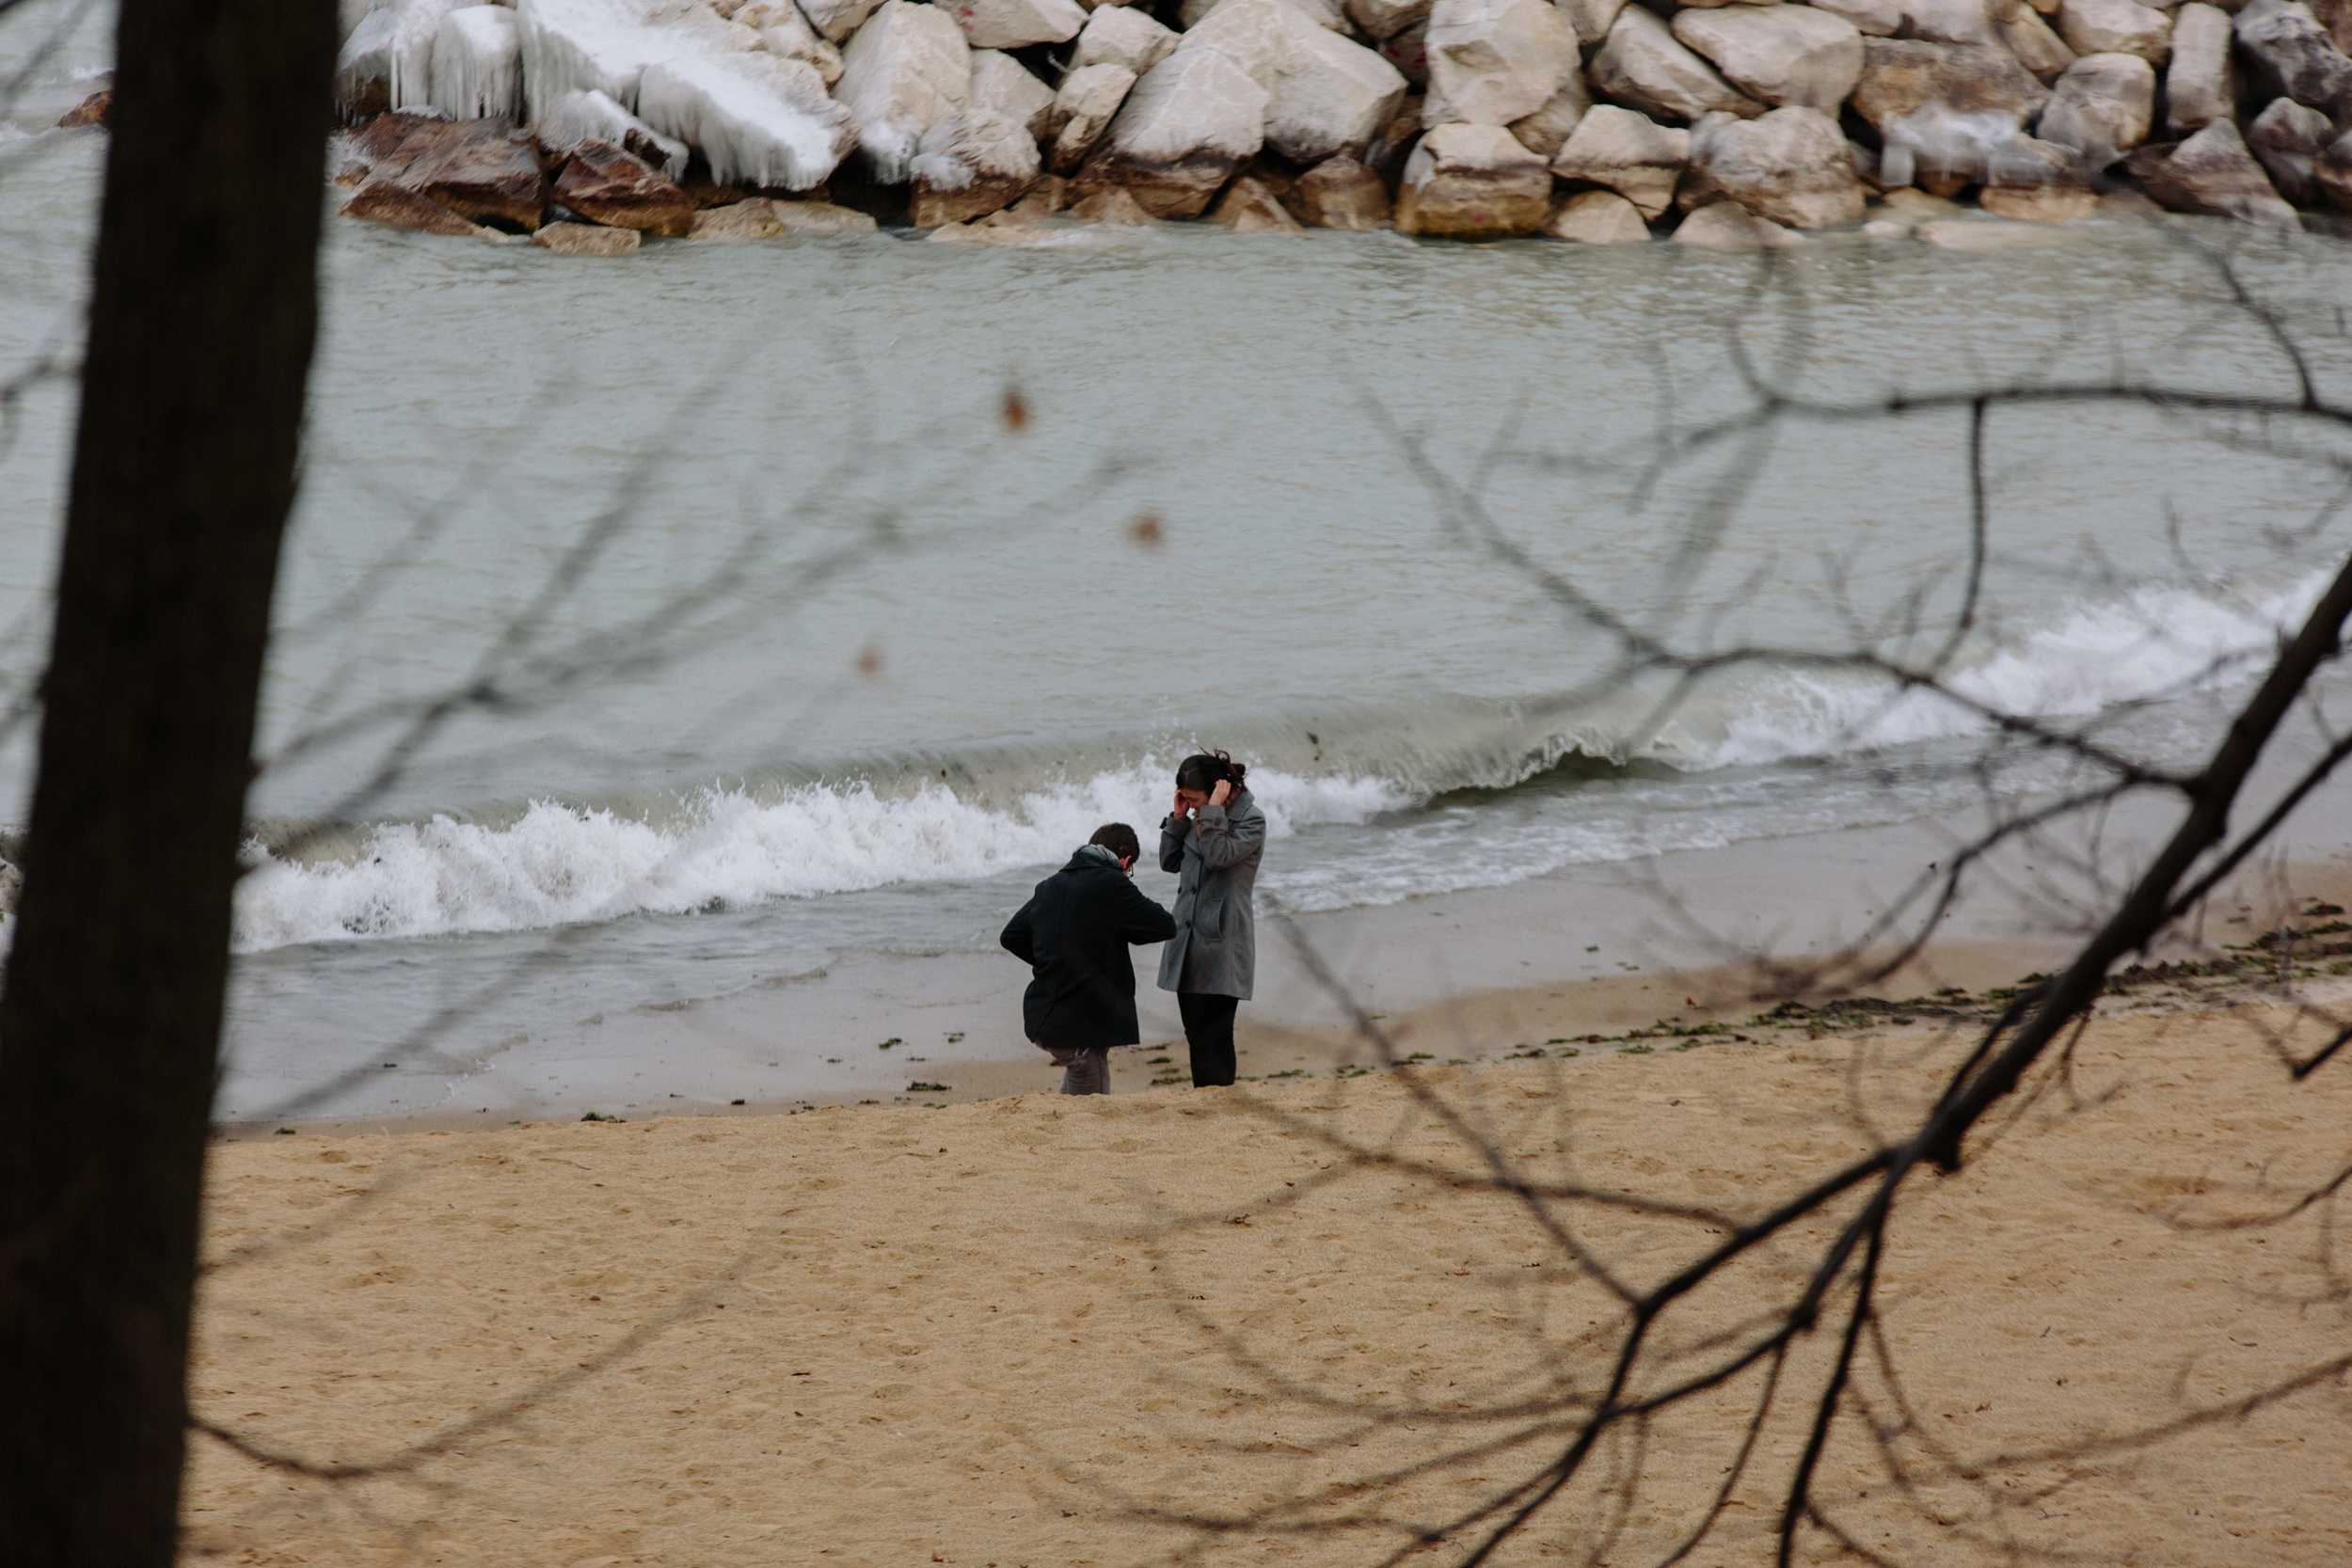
[{"xmin": 1174, "ymin": 750, "xmax": 1247, "ymax": 795}]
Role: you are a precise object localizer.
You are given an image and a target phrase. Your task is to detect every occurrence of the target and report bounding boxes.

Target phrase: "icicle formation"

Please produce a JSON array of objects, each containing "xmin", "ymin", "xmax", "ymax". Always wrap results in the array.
[
  {"xmin": 637, "ymin": 52, "xmax": 858, "ymax": 188},
  {"xmin": 429, "ymin": 7, "xmax": 523, "ymax": 120},
  {"xmin": 516, "ymin": 0, "xmax": 666, "ymax": 115},
  {"xmin": 386, "ymin": 0, "xmax": 470, "ymax": 111},
  {"xmin": 532, "ymin": 86, "xmax": 691, "ymax": 177}
]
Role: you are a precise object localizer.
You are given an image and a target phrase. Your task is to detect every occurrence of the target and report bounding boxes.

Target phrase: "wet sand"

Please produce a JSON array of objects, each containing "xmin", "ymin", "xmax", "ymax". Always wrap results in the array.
[{"xmin": 186, "ymin": 961, "xmax": 2352, "ymax": 1566}]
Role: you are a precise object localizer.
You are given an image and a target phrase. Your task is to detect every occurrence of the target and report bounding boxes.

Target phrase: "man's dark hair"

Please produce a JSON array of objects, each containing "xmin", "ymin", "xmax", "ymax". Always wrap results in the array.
[{"xmin": 1089, "ymin": 823, "xmax": 1140, "ymax": 863}]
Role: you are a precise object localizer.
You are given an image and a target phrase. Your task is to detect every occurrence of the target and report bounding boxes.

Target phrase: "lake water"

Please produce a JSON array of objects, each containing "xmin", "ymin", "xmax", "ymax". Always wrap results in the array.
[{"xmin": 5, "ymin": 3, "xmax": 2352, "ymax": 1120}]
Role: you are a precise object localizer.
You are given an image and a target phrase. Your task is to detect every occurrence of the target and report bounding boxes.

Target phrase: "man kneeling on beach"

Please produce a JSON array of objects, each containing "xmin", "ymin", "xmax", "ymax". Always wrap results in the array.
[{"xmin": 999, "ymin": 824, "xmax": 1177, "ymax": 1094}]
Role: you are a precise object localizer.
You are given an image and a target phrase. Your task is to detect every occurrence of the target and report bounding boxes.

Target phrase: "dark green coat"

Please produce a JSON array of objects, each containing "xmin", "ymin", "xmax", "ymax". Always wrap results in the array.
[{"xmin": 1000, "ymin": 847, "xmax": 1177, "ymax": 1052}]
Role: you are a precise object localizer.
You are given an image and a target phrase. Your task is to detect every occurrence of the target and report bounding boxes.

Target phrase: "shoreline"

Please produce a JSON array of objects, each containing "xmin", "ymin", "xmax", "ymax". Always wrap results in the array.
[
  {"xmin": 215, "ymin": 777, "xmax": 2352, "ymax": 1137},
  {"xmin": 186, "ymin": 964, "xmax": 2352, "ymax": 1565}
]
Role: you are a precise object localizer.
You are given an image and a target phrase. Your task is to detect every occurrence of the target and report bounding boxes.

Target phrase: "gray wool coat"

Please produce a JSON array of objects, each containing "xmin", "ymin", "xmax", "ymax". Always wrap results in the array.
[{"xmin": 1155, "ymin": 791, "xmax": 1265, "ymax": 999}]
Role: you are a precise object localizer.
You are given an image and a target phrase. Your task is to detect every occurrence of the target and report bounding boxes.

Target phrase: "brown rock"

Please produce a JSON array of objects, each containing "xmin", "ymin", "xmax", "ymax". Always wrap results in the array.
[
  {"xmin": 422, "ymin": 123, "xmax": 549, "ymax": 231},
  {"xmin": 532, "ymin": 221, "xmax": 642, "ymax": 255},
  {"xmin": 1852, "ymin": 39, "xmax": 2051, "ymax": 127},
  {"xmin": 555, "ymin": 141, "xmax": 697, "ymax": 236},
  {"xmin": 1211, "ymin": 176, "xmax": 1309, "ymax": 231},
  {"xmin": 1979, "ymin": 182, "xmax": 2094, "ymax": 216},
  {"xmin": 2318, "ymin": 128, "xmax": 2352, "ymax": 212},
  {"xmin": 357, "ymin": 118, "xmax": 549, "ymax": 231},
  {"xmin": 56, "ymin": 89, "xmax": 110, "ymax": 129},
  {"xmin": 691, "ymin": 199, "xmax": 789, "ymax": 239},
  {"xmin": 680, "ymin": 178, "xmax": 756, "ymax": 209},
  {"xmin": 1071, "ymin": 150, "xmax": 1251, "ymax": 218},
  {"xmin": 1012, "ymin": 175, "xmax": 1072, "ymax": 214},
  {"xmin": 1395, "ymin": 123, "xmax": 1553, "ymax": 237},
  {"xmin": 2121, "ymin": 119, "xmax": 2300, "ymax": 225},
  {"xmin": 1071, "ymin": 185, "xmax": 1160, "ymax": 224},
  {"xmin": 772, "ymin": 200, "xmax": 882, "ymax": 234},
  {"xmin": 341, "ymin": 179, "xmax": 492, "ymax": 238},
  {"xmin": 1293, "ymin": 155, "xmax": 1393, "ymax": 227}
]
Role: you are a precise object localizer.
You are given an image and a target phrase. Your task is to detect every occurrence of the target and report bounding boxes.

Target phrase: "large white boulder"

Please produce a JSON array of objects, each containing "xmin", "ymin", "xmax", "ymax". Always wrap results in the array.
[
  {"xmin": 1422, "ymin": 0, "xmax": 1581, "ymax": 125},
  {"xmin": 2058, "ymin": 0, "xmax": 2170, "ymax": 62},
  {"xmin": 1670, "ymin": 5, "xmax": 1864, "ymax": 109},
  {"xmin": 1807, "ymin": 0, "xmax": 1990, "ymax": 40},
  {"xmin": 1546, "ymin": 186, "xmax": 1651, "ymax": 240},
  {"xmin": 532, "ymin": 86, "xmax": 691, "ymax": 176},
  {"xmin": 2162, "ymin": 2, "xmax": 2233, "ymax": 130},
  {"xmin": 1073, "ymin": 3, "xmax": 1179, "ymax": 74},
  {"xmin": 1045, "ymin": 60, "xmax": 1136, "ymax": 169},
  {"xmin": 1075, "ymin": 44, "xmax": 1267, "ymax": 214},
  {"xmin": 835, "ymin": 0, "xmax": 973, "ymax": 181},
  {"xmin": 1673, "ymin": 199, "xmax": 1800, "ymax": 245},
  {"xmin": 1555, "ymin": 0, "xmax": 1627, "ymax": 43},
  {"xmin": 1680, "ymin": 103, "xmax": 1866, "ymax": 224},
  {"xmin": 428, "ymin": 6, "xmax": 522, "ymax": 119},
  {"xmin": 801, "ymin": 0, "xmax": 888, "ymax": 41},
  {"xmin": 1549, "ymin": 101, "xmax": 1690, "ymax": 216},
  {"xmin": 1592, "ymin": 6, "xmax": 1768, "ymax": 121},
  {"xmin": 2034, "ymin": 50, "xmax": 2152, "ymax": 162},
  {"xmin": 2234, "ymin": 0, "xmax": 2352, "ymax": 118},
  {"xmin": 2122, "ymin": 115, "xmax": 2298, "ymax": 223},
  {"xmin": 1395, "ymin": 119, "xmax": 1553, "ymax": 233},
  {"xmin": 1508, "ymin": 77, "xmax": 1593, "ymax": 155},
  {"xmin": 1994, "ymin": 0, "xmax": 2075, "ymax": 81},
  {"xmin": 737, "ymin": 0, "xmax": 844, "ymax": 84},
  {"xmin": 639, "ymin": 51, "xmax": 858, "ymax": 187},
  {"xmin": 967, "ymin": 47, "xmax": 1055, "ymax": 136},
  {"xmin": 1179, "ymin": 0, "xmax": 1408, "ymax": 161},
  {"xmin": 2246, "ymin": 93, "xmax": 2334, "ymax": 201},
  {"xmin": 946, "ymin": 0, "xmax": 1087, "ymax": 49},
  {"xmin": 1183, "ymin": 0, "xmax": 1346, "ymax": 25}
]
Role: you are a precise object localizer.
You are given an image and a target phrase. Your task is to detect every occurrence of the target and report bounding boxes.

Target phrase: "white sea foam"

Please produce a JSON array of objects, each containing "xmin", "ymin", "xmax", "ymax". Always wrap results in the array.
[
  {"xmin": 229, "ymin": 573, "xmax": 2328, "ymax": 954},
  {"xmin": 232, "ymin": 762, "xmax": 1405, "ymax": 952},
  {"xmin": 1656, "ymin": 573, "xmax": 2327, "ymax": 769}
]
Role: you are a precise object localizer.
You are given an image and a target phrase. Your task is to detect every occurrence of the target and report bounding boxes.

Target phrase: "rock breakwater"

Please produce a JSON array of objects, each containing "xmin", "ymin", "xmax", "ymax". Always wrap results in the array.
[{"xmin": 73, "ymin": 0, "xmax": 2352, "ymax": 246}]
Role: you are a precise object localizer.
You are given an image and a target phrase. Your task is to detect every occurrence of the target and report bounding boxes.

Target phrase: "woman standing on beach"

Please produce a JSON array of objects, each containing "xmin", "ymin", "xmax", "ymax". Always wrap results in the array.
[{"xmin": 1157, "ymin": 751, "xmax": 1265, "ymax": 1088}]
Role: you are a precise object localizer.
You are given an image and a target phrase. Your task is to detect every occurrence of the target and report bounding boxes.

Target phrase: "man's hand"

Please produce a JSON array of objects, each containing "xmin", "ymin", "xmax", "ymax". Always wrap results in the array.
[{"xmin": 1209, "ymin": 780, "xmax": 1232, "ymax": 807}]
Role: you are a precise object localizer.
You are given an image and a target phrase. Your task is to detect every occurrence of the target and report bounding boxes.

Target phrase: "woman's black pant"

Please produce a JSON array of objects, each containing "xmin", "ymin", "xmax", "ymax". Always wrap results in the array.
[{"xmin": 1179, "ymin": 991, "xmax": 1241, "ymax": 1087}]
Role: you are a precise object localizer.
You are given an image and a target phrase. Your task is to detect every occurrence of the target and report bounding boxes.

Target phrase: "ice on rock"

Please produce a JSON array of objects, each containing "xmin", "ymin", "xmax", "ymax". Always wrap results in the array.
[
  {"xmin": 639, "ymin": 52, "xmax": 859, "ymax": 186},
  {"xmin": 429, "ymin": 7, "xmax": 523, "ymax": 119},
  {"xmin": 911, "ymin": 107, "xmax": 1042, "ymax": 188},
  {"xmin": 518, "ymin": 0, "xmax": 671, "ymax": 110},
  {"xmin": 969, "ymin": 47, "xmax": 1057, "ymax": 137},
  {"xmin": 533, "ymin": 86, "xmax": 692, "ymax": 175},
  {"xmin": 835, "ymin": 0, "xmax": 974, "ymax": 181},
  {"xmin": 388, "ymin": 0, "xmax": 471, "ymax": 110},
  {"xmin": 736, "ymin": 0, "xmax": 845, "ymax": 83}
]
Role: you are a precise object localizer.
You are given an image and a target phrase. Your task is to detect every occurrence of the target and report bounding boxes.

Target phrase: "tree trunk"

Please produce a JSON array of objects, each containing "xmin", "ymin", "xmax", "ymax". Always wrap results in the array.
[{"xmin": 0, "ymin": 1, "xmax": 336, "ymax": 1561}]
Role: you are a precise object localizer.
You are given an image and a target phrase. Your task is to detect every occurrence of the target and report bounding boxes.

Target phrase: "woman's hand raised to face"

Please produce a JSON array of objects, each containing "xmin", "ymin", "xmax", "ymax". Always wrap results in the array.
[
  {"xmin": 1209, "ymin": 780, "xmax": 1232, "ymax": 808},
  {"xmin": 1171, "ymin": 790, "xmax": 1193, "ymax": 820}
]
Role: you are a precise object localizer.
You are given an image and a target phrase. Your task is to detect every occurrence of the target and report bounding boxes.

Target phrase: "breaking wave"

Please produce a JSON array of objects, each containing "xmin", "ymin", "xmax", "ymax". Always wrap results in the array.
[{"xmin": 223, "ymin": 570, "xmax": 2327, "ymax": 953}]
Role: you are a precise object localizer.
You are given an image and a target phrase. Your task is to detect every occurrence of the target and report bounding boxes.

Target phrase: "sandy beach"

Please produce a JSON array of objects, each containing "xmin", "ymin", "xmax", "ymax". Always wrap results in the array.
[{"xmin": 185, "ymin": 948, "xmax": 2352, "ymax": 1567}]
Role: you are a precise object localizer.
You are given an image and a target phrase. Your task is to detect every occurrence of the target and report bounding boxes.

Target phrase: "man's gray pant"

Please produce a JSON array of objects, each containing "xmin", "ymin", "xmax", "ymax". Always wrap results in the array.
[{"xmin": 1043, "ymin": 1044, "xmax": 1110, "ymax": 1095}]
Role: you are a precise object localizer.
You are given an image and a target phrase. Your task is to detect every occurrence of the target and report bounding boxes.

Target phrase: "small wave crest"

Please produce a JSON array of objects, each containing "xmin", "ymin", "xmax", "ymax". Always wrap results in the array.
[{"xmin": 231, "ymin": 762, "xmax": 1406, "ymax": 952}]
